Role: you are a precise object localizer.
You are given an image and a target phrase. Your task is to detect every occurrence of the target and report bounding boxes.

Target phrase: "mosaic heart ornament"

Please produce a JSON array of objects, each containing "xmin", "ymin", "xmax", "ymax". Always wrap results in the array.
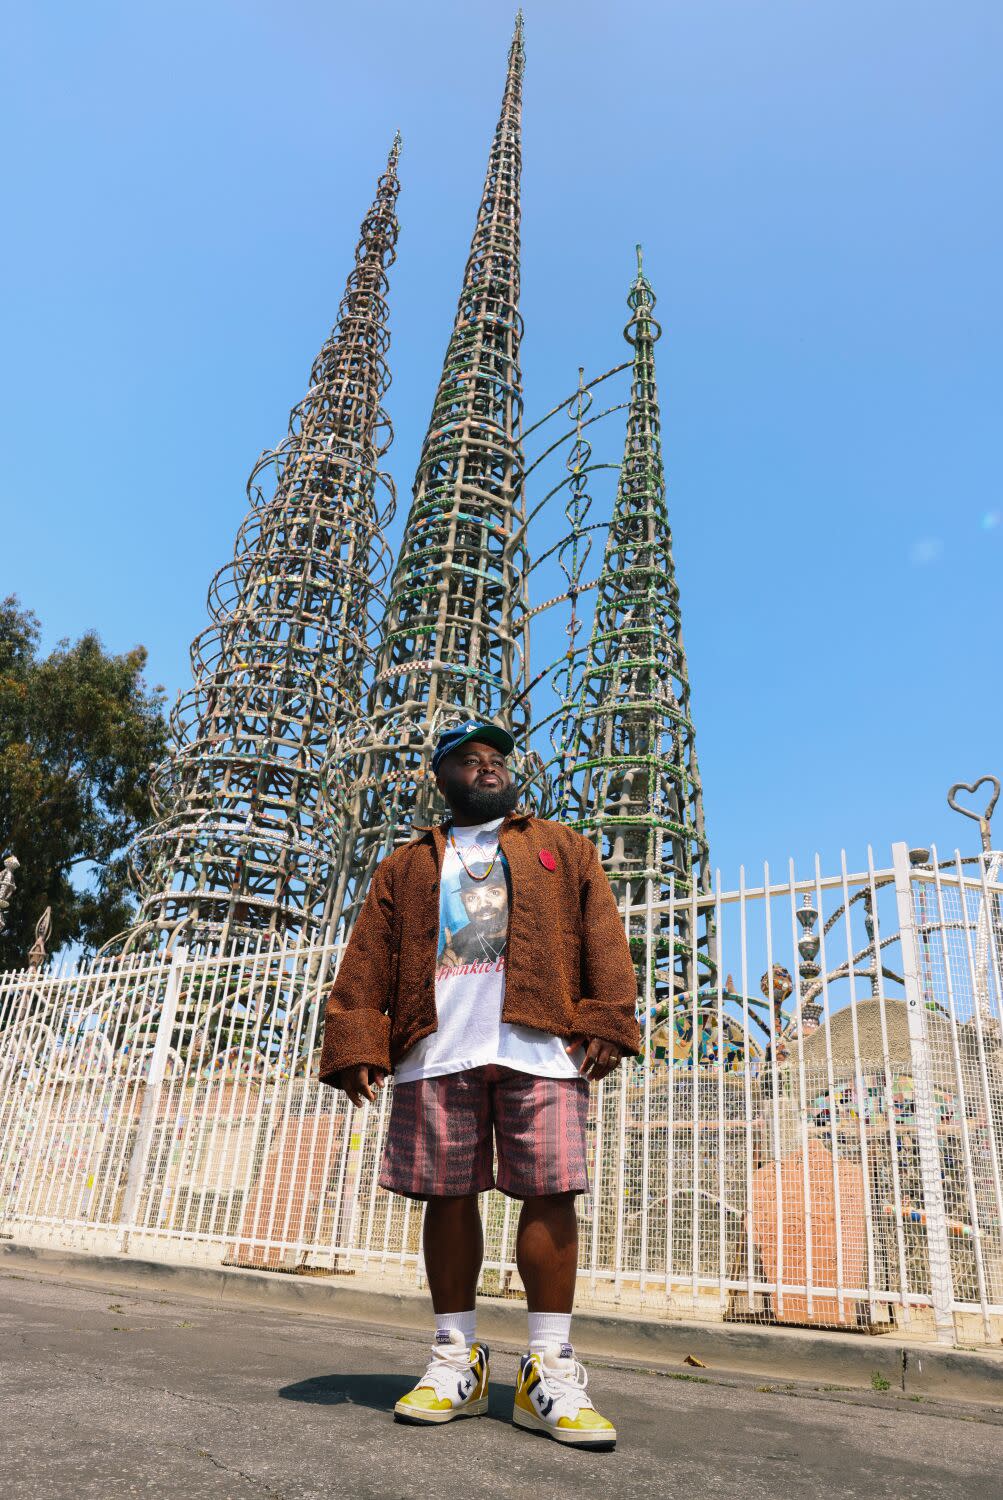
[{"xmin": 947, "ymin": 776, "xmax": 1000, "ymax": 826}]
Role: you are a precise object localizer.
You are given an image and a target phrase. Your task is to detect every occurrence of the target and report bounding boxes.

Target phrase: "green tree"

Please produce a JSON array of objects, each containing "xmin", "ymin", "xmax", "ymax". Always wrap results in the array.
[{"xmin": 0, "ymin": 596, "xmax": 167, "ymax": 966}]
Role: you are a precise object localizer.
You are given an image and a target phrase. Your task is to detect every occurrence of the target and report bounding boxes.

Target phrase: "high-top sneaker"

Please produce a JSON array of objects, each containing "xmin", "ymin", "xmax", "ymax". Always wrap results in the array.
[
  {"xmin": 513, "ymin": 1342, "xmax": 616, "ymax": 1449},
  {"xmin": 394, "ymin": 1329, "xmax": 490, "ymax": 1424}
]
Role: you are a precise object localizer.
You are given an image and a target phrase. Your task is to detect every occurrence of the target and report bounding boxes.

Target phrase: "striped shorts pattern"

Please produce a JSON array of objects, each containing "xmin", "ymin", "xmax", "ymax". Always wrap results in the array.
[{"xmin": 378, "ymin": 1064, "xmax": 590, "ymax": 1201}]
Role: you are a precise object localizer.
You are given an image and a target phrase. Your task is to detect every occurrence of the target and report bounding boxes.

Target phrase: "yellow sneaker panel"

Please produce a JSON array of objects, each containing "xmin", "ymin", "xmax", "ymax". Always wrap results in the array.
[
  {"xmin": 397, "ymin": 1386, "xmax": 453, "ymax": 1413},
  {"xmin": 514, "ymin": 1358, "xmax": 540, "ymax": 1414},
  {"xmin": 514, "ymin": 1385, "xmax": 536, "ymax": 1416},
  {"xmin": 557, "ymin": 1409, "xmax": 615, "ymax": 1432},
  {"xmin": 470, "ymin": 1343, "xmax": 489, "ymax": 1399}
]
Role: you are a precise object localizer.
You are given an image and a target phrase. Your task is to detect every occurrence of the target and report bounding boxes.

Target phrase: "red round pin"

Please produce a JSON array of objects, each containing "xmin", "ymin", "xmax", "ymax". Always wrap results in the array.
[{"xmin": 539, "ymin": 849, "xmax": 556, "ymax": 871}]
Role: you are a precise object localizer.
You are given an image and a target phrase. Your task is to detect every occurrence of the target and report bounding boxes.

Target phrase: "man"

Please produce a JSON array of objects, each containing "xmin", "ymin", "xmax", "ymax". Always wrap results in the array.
[{"xmin": 319, "ymin": 721, "xmax": 640, "ymax": 1450}]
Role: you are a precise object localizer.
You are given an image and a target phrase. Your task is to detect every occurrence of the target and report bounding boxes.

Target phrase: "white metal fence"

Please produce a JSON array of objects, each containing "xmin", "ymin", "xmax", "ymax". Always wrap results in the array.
[{"xmin": 2, "ymin": 841, "xmax": 1002, "ymax": 1346}]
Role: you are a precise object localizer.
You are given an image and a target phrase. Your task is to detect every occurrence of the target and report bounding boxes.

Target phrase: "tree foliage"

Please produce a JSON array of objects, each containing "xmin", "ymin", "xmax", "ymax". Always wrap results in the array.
[{"xmin": 0, "ymin": 597, "xmax": 167, "ymax": 966}]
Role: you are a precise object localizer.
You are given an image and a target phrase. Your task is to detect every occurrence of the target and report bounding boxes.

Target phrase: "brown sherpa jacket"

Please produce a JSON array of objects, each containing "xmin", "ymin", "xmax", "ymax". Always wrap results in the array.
[{"xmin": 318, "ymin": 809, "xmax": 640, "ymax": 1084}]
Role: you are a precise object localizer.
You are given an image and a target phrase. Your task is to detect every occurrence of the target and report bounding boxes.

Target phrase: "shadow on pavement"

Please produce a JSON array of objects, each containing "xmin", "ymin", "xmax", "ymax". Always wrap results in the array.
[{"xmin": 279, "ymin": 1373, "xmax": 518, "ymax": 1424}]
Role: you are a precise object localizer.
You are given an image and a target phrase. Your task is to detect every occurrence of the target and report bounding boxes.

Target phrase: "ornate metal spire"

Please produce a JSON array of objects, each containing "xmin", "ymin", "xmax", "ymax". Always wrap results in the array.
[
  {"xmin": 333, "ymin": 17, "xmax": 529, "ymax": 921},
  {"xmin": 561, "ymin": 248, "xmax": 712, "ymax": 993},
  {"xmin": 123, "ymin": 138, "xmax": 402, "ymax": 950},
  {"xmin": 27, "ymin": 906, "xmax": 51, "ymax": 969},
  {"xmin": 0, "ymin": 856, "xmax": 18, "ymax": 940}
]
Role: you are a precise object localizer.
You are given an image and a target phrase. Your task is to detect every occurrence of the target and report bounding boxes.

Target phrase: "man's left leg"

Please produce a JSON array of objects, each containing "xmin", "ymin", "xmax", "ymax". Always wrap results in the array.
[
  {"xmin": 516, "ymin": 1191, "xmax": 577, "ymax": 1316},
  {"xmin": 495, "ymin": 1073, "xmax": 617, "ymax": 1450},
  {"xmin": 516, "ymin": 1192, "xmax": 578, "ymax": 1359}
]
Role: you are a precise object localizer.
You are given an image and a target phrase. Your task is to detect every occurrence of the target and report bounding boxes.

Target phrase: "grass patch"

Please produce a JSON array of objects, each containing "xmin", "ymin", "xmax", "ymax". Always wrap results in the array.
[{"xmin": 870, "ymin": 1371, "xmax": 892, "ymax": 1392}]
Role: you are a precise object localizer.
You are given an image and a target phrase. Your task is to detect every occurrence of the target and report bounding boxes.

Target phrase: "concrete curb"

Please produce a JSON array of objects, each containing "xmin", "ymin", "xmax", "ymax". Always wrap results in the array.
[{"xmin": 4, "ymin": 1240, "xmax": 1003, "ymax": 1405}]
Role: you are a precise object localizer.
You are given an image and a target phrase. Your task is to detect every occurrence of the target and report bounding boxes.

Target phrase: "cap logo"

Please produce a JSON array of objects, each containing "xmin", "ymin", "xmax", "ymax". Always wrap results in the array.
[{"xmin": 539, "ymin": 849, "xmax": 556, "ymax": 871}]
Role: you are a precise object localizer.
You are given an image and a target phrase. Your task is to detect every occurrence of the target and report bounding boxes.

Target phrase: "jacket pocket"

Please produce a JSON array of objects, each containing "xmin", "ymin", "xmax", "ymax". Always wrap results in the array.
[{"xmin": 388, "ymin": 952, "xmax": 399, "ymax": 1016}]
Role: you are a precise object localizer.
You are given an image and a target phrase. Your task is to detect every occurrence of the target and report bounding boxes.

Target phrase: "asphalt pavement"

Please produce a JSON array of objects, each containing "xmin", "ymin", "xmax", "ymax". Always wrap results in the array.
[{"xmin": 2, "ymin": 1266, "xmax": 1002, "ymax": 1499}]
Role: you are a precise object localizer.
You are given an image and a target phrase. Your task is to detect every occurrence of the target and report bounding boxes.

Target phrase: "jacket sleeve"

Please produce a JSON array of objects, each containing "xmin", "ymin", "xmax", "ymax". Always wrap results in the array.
[
  {"xmin": 576, "ymin": 838, "xmax": 642, "ymax": 1055},
  {"xmin": 318, "ymin": 857, "xmax": 396, "ymax": 1086}
]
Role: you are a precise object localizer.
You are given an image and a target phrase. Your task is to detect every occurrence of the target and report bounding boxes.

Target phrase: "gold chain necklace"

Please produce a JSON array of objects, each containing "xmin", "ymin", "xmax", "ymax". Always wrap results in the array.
[{"xmin": 449, "ymin": 827, "xmax": 499, "ymax": 881}]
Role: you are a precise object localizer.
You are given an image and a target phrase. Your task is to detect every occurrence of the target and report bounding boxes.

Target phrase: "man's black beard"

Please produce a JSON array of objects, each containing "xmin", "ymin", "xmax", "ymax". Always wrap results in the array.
[{"xmin": 448, "ymin": 780, "xmax": 520, "ymax": 822}]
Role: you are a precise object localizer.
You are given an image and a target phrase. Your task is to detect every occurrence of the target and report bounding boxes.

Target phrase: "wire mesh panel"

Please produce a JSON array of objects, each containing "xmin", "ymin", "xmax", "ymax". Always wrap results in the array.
[
  {"xmin": 910, "ymin": 852, "xmax": 1003, "ymax": 1331},
  {"xmin": 0, "ymin": 953, "xmax": 172, "ymax": 1232},
  {"xmin": 2, "ymin": 845, "xmax": 1002, "ymax": 1344}
]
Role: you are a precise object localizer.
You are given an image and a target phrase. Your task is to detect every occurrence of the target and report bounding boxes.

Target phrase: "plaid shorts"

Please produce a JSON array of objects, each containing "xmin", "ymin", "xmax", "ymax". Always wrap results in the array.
[{"xmin": 378, "ymin": 1064, "xmax": 590, "ymax": 1201}]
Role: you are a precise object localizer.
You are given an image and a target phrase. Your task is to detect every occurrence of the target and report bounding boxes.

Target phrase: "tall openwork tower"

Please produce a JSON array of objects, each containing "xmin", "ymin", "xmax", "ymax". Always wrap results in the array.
[
  {"xmin": 560, "ymin": 249, "xmax": 713, "ymax": 996},
  {"xmin": 123, "ymin": 139, "xmax": 402, "ymax": 951},
  {"xmin": 333, "ymin": 16, "xmax": 530, "ymax": 924}
]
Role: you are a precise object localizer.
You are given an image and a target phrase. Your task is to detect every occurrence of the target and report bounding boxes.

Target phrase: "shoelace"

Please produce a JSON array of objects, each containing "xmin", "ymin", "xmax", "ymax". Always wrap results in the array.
[
  {"xmin": 535, "ymin": 1355, "xmax": 594, "ymax": 1419},
  {"xmin": 419, "ymin": 1340, "xmax": 475, "ymax": 1398}
]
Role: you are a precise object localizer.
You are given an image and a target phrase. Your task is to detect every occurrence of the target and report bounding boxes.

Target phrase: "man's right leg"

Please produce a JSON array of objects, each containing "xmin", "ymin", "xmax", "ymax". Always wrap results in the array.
[
  {"xmin": 378, "ymin": 1072, "xmax": 494, "ymax": 1425},
  {"xmin": 394, "ymin": 1195, "xmax": 490, "ymax": 1423},
  {"xmin": 423, "ymin": 1193, "xmax": 484, "ymax": 1312}
]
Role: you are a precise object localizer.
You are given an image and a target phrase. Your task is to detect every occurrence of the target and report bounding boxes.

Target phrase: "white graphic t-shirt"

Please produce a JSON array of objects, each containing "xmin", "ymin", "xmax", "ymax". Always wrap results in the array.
[{"xmin": 393, "ymin": 817, "xmax": 585, "ymax": 1083}]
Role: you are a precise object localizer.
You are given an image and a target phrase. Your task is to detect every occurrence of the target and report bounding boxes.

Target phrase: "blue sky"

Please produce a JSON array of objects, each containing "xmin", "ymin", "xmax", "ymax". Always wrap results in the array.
[{"xmin": 3, "ymin": 0, "xmax": 1000, "ymax": 887}]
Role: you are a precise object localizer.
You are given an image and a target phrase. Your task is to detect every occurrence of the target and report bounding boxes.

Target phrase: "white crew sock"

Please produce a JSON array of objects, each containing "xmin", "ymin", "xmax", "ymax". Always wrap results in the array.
[
  {"xmin": 435, "ymin": 1309, "xmax": 477, "ymax": 1348},
  {"xmin": 527, "ymin": 1311, "xmax": 572, "ymax": 1357}
]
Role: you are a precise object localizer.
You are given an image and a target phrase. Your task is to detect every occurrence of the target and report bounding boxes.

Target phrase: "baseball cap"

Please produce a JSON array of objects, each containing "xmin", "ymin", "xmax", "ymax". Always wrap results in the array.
[{"xmin": 431, "ymin": 720, "xmax": 515, "ymax": 774}]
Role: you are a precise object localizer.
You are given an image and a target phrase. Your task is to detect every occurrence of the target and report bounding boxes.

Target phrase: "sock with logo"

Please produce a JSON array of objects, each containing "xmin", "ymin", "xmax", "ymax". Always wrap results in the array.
[
  {"xmin": 435, "ymin": 1309, "xmax": 477, "ymax": 1349},
  {"xmin": 527, "ymin": 1311, "xmax": 572, "ymax": 1359}
]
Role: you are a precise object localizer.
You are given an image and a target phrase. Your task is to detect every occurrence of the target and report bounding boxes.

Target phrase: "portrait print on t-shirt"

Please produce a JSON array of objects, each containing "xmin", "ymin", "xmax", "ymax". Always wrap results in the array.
[{"xmin": 438, "ymin": 855, "xmax": 510, "ymax": 972}]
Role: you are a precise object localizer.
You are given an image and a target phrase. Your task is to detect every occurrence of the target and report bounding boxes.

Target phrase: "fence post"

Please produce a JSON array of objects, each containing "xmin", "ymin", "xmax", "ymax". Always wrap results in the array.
[
  {"xmin": 892, "ymin": 843, "xmax": 955, "ymax": 1344},
  {"xmin": 118, "ymin": 944, "xmax": 188, "ymax": 1251}
]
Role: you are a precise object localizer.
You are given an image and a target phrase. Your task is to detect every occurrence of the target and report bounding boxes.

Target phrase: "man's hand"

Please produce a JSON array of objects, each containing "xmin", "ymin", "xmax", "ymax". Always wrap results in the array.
[
  {"xmin": 440, "ymin": 925, "xmax": 461, "ymax": 968},
  {"xmin": 565, "ymin": 1036, "xmax": 622, "ymax": 1082},
  {"xmin": 336, "ymin": 1063, "xmax": 387, "ymax": 1107}
]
